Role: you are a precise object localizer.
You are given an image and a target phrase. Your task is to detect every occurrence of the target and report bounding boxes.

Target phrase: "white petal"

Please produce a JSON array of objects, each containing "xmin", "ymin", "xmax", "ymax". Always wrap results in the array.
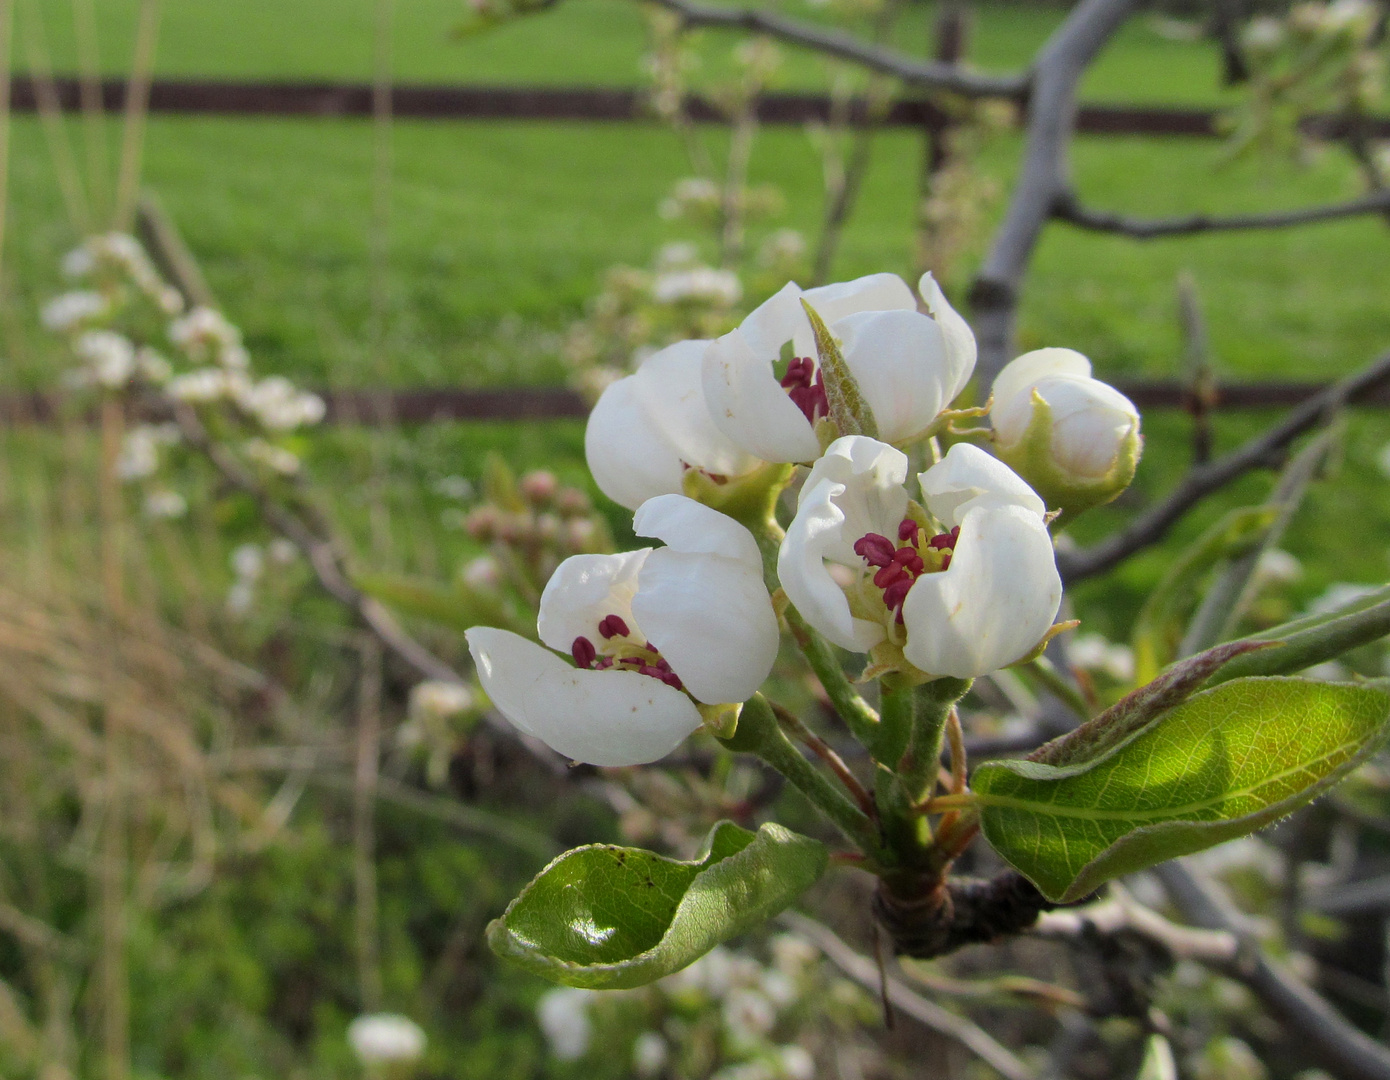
[
  {"xmin": 585, "ymin": 341, "xmax": 760, "ymax": 510},
  {"xmin": 778, "ymin": 476, "xmax": 885, "ymax": 652},
  {"xmin": 834, "ymin": 309, "xmax": 950, "ymax": 443},
  {"xmin": 899, "ymin": 503, "xmax": 1061, "ymax": 678},
  {"xmin": 799, "ymin": 272, "xmax": 915, "ymax": 353},
  {"xmin": 798, "ymin": 436, "xmax": 909, "ymax": 558},
  {"xmin": 1032, "ymin": 375, "xmax": 1140, "ymax": 478},
  {"xmin": 918, "ymin": 443, "xmax": 1045, "ymax": 527},
  {"xmin": 632, "ymin": 494, "xmax": 763, "ymax": 571},
  {"xmin": 585, "ymin": 374, "xmax": 687, "ymax": 510},
  {"xmin": 537, "ymin": 550, "xmax": 650, "ymax": 654},
  {"xmin": 703, "ymin": 285, "xmax": 822, "ymax": 464},
  {"xmin": 633, "ymin": 549, "xmax": 779, "ymax": 703},
  {"xmin": 918, "ymin": 273, "xmax": 977, "ymax": 402},
  {"xmin": 466, "ymin": 628, "xmax": 702, "ymax": 765},
  {"xmin": 991, "ymin": 348, "xmax": 1093, "ymax": 443}
]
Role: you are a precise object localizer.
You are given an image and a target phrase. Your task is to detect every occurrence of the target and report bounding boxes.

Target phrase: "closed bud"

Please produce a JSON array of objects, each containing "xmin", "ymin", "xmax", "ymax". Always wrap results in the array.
[{"xmin": 990, "ymin": 348, "xmax": 1141, "ymax": 516}]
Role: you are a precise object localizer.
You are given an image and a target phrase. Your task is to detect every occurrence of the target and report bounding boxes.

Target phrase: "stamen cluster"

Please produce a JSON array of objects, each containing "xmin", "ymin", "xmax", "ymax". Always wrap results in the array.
[
  {"xmin": 780, "ymin": 356, "xmax": 828, "ymax": 424},
  {"xmin": 853, "ymin": 520, "xmax": 960, "ymax": 623},
  {"xmin": 571, "ymin": 614, "xmax": 684, "ymax": 690}
]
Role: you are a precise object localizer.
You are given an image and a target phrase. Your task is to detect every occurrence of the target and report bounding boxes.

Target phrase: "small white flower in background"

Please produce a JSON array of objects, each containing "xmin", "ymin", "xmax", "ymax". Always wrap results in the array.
[
  {"xmin": 712, "ymin": 1062, "xmax": 774, "ymax": 1080},
  {"xmin": 666, "ymin": 943, "xmax": 737, "ymax": 999},
  {"xmin": 143, "ymin": 489, "xmax": 187, "ymax": 519},
  {"xmin": 244, "ymin": 437, "xmax": 301, "ymax": 476},
  {"xmin": 236, "ymin": 376, "xmax": 326, "ymax": 431},
  {"xmin": 167, "ymin": 367, "xmax": 231, "ymax": 403},
  {"xmin": 1305, "ymin": 660, "xmax": 1352, "ymax": 682},
  {"xmin": 116, "ymin": 426, "xmax": 163, "ymax": 481},
  {"xmin": 779, "ymin": 437, "xmax": 1062, "ymax": 679},
  {"xmin": 779, "ymin": 1045, "xmax": 815, "ymax": 1080},
  {"xmin": 702, "ymin": 272, "xmax": 975, "ymax": 463},
  {"xmin": 1068, "ymin": 633, "xmax": 1135, "ymax": 682},
  {"xmin": 723, "ymin": 987, "xmax": 777, "ymax": 1046},
  {"xmin": 536, "ymin": 987, "xmax": 594, "ymax": 1061},
  {"xmin": 169, "ymin": 306, "xmax": 242, "ymax": 359},
  {"xmin": 433, "ymin": 474, "xmax": 475, "ymax": 501},
  {"xmin": 409, "ymin": 680, "xmax": 474, "ymax": 723},
  {"xmin": 586, "ymin": 339, "xmax": 764, "ymax": 510},
  {"xmin": 658, "ymin": 177, "xmax": 721, "ymax": 220},
  {"xmin": 757, "ymin": 229, "xmax": 806, "ymax": 268},
  {"xmin": 632, "ymin": 1032, "xmax": 670, "ymax": 1078},
  {"xmin": 136, "ymin": 347, "xmax": 173, "ymax": 384},
  {"xmin": 267, "ymin": 537, "xmax": 298, "ymax": 564},
  {"xmin": 652, "ymin": 266, "xmax": 743, "ymax": 306},
  {"xmin": 990, "ymin": 348, "xmax": 1141, "ymax": 513},
  {"xmin": 75, "ymin": 331, "xmax": 137, "ymax": 388},
  {"xmin": 656, "ymin": 240, "xmax": 701, "ymax": 269},
  {"xmin": 225, "ymin": 580, "xmax": 255, "ymax": 617},
  {"xmin": 758, "ymin": 968, "xmax": 796, "ymax": 1008},
  {"xmin": 347, "ymin": 1013, "xmax": 427, "ymax": 1065},
  {"xmin": 1254, "ymin": 548, "xmax": 1303, "ymax": 586},
  {"xmin": 467, "ymin": 495, "xmax": 779, "ymax": 765},
  {"xmin": 769, "ymin": 933, "xmax": 818, "ymax": 977},
  {"xmin": 61, "ymin": 244, "xmax": 96, "ymax": 279},
  {"xmin": 461, "ymin": 554, "xmax": 502, "ymax": 590},
  {"xmin": 41, "ymin": 290, "xmax": 109, "ymax": 332},
  {"xmin": 231, "ymin": 543, "xmax": 264, "ymax": 582}
]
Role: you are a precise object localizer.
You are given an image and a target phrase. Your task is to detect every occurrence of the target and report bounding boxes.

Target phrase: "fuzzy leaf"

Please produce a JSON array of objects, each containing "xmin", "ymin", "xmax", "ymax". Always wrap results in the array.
[
  {"xmin": 487, "ymin": 821, "xmax": 827, "ymax": 988},
  {"xmin": 974, "ymin": 678, "xmax": 1390, "ymax": 902}
]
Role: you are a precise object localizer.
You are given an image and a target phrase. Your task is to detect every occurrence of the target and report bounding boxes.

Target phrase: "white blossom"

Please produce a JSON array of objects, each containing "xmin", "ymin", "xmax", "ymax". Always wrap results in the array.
[
  {"xmin": 347, "ymin": 1013, "xmax": 427, "ymax": 1065},
  {"xmin": 167, "ymin": 368, "xmax": 232, "ymax": 403},
  {"xmin": 991, "ymin": 348, "xmax": 1140, "ymax": 503},
  {"xmin": 778, "ymin": 438, "xmax": 1061, "ymax": 679},
  {"xmin": 723, "ymin": 987, "xmax": 777, "ymax": 1047},
  {"xmin": 169, "ymin": 306, "xmax": 242, "ymax": 359},
  {"xmin": 231, "ymin": 543, "xmax": 264, "ymax": 581},
  {"xmin": 652, "ymin": 266, "xmax": 743, "ymax": 306},
  {"xmin": 268, "ymin": 537, "xmax": 298, "ymax": 564},
  {"xmin": 779, "ymin": 1045, "xmax": 815, "ymax": 1080},
  {"xmin": 461, "ymin": 555, "xmax": 502, "ymax": 590},
  {"xmin": 236, "ymin": 376, "xmax": 325, "ymax": 431},
  {"xmin": 244, "ymin": 437, "xmax": 301, "ymax": 475},
  {"xmin": 409, "ymin": 680, "xmax": 475, "ymax": 722},
  {"xmin": 143, "ymin": 489, "xmax": 187, "ymax": 519},
  {"xmin": 74, "ymin": 331, "xmax": 137, "ymax": 388},
  {"xmin": 702, "ymin": 273, "xmax": 973, "ymax": 463},
  {"xmin": 536, "ymin": 987, "xmax": 594, "ymax": 1061},
  {"xmin": 467, "ymin": 496, "xmax": 778, "ymax": 765},
  {"xmin": 586, "ymin": 339, "xmax": 763, "ymax": 510},
  {"xmin": 633, "ymin": 1032, "xmax": 670, "ymax": 1078},
  {"xmin": 116, "ymin": 426, "xmax": 164, "ymax": 480},
  {"xmin": 41, "ymin": 290, "xmax": 109, "ymax": 332}
]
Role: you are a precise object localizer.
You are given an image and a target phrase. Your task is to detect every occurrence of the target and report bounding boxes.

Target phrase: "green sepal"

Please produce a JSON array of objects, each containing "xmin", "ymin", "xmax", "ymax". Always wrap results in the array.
[
  {"xmin": 682, "ymin": 460, "xmax": 795, "ymax": 536},
  {"xmin": 698, "ymin": 701, "xmax": 741, "ymax": 739},
  {"xmin": 487, "ymin": 820, "xmax": 828, "ymax": 988},
  {"xmin": 800, "ymin": 299, "xmax": 878, "ymax": 441}
]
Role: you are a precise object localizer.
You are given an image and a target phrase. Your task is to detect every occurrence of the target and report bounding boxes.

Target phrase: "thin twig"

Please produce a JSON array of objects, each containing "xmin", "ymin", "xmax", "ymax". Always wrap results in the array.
[
  {"xmin": 780, "ymin": 911, "xmax": 1041, "ymax": 1080},
  {"xmin": 645, "ymin": 0, "xmax": 1025, "ymax": 99},
  {"xmin": 768, "ymin": 699, "xmax": 876, "ymax": 818},
  {"xmin": 352, "ymin": 638, "xmax": 383, "ymax": 1012},
  {"xmin": 969, "ymin": 0, "xmax": 1141, "ymax": 387},
  {"xmin": 20, "ymin": 0, "xmax": 90, "ymax": 232},
  {"xmin": 1053, "ymin": 186, "xmax": 1390, "ymax": 238},
  {"xmin": 1058, "ymin": 348, "xmax": 1390, "ymax": 583},
  {"xmin": 1032, "ymin": 886, "xmax": 1238, "ymax": 965},
  {"xmin": 1155, "ymin": 860, "xmax": 1390, "ymax": 1080},
  {"xmin": 111, "ymin": 0, "xmax": 159, "ymax": 231}
]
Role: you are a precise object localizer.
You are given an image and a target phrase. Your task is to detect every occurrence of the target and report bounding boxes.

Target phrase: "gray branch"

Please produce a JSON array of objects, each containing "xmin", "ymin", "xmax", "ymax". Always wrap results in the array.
[
  {"xmin": 1156, "ymin": 860, "xmax": 1390, "ymax": 1080},
  {"xmin": 1053, "ymin": 187, "xmax": 1390, "ymax": 238},
  {"xmin": 645, "ymin": 0, "xmax": 1026, "ymax": 99},
  {"xmin": 968, "ymin": 0, "xmax": 1141, "ymax": 388},
  {"xmin": 1057, "ymin": 347, "xmax": 1390, "ymax": 583}
]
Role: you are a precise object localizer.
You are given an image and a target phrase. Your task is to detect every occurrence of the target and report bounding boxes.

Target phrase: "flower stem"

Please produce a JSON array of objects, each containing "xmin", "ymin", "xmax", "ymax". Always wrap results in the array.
[
  {"xmin": 769, "ymin": 699, "xmax": 876, "ymax": 818},
  {"xmin": 784, "ymin": 606, "xmax": 881, "ymax": 746},
  {"xmin": 721, "ymin": 694, "xmax": 881, "ymax": 856},
  {"xmin": 900, "ymin": 678, "xmax": 971, "ymax": 804}
]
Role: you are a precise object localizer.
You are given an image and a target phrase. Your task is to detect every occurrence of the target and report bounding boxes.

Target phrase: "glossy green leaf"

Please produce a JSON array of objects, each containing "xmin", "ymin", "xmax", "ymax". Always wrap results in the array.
[
  {"xmin": 974, "ymin": 678, "xmax": 1390, "ymax": 903},
  {"xmin": 487, "ymin": 821, "xmax": 828, "ymax": 988}
]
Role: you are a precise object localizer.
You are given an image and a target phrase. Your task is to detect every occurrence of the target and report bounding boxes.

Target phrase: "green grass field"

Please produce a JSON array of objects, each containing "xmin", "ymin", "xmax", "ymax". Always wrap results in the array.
[{"xmin": 7, "ymin": 0, "xmax": 1390, "ymax": 617}]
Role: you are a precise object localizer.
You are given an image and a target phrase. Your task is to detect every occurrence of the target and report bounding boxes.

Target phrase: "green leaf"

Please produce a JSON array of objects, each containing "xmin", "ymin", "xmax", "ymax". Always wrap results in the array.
[
  {"xmin": 1130, "ymin": 505, "xmax": 1278, "ymax": 684},
  {"xmin": 355, "ymin": 571, "xmax": 532, "ymax": 638},
  {"xmin": 487, "ymin": 821, "xmax": 828, "ymax": 988},
  {"xmin": 974, "ymin": 677, "xmax": 1390, "ymax": 903}
]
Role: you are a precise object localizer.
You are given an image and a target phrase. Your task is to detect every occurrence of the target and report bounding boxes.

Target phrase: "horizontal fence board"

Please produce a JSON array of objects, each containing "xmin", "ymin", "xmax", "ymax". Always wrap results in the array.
[
  {"xmin": 2, "ymin": 380, "xmax": 1387, "ymax": 427},
  {"xmin": 12, "ymin": 77, "xmax": 1390, "ymax": 137}
]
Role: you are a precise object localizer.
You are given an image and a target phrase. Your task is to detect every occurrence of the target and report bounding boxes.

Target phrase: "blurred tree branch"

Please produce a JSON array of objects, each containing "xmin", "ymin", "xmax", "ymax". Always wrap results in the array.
[{"xmin": 1053, "ymin": 186, "xmax": 1390, "ymax": 237}]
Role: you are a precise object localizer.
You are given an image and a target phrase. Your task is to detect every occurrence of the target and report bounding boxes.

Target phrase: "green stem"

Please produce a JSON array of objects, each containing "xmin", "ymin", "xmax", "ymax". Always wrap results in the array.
[
  {"xmin": 784, "ymin": 607, "xmax": 881, "ymax": 746},
  {"xmin": 721, "ymin": 694, "xmax": 880, "ymax": 856},
  {"xmin": 875, "ymin": 681, "xmax": 916, "ymax": 768},
  {"xmin": 902, "ymin": 679, "xmax": 968, "ymax": 803},
  {"xmin": 1207, "ymin": 592, "xmax": 1390, "ymax": 686}
]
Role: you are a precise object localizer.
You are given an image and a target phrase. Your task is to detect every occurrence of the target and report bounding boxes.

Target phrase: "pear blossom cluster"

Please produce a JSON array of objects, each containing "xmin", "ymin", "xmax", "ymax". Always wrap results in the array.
[
  {"xmin": 470, "ymin": 270, "xmax": 1142, "ymax": 767},
  {"xmin": 40, "ymin": 233, "xmax": 327, "ymax": 519},
  {"xmin": 536, "ymin": 936, "xmax": 854, "ymax": 1080}
]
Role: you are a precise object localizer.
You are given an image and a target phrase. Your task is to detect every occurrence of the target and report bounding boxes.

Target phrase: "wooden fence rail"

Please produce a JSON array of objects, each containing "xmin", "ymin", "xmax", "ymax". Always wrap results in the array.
[
  {"xmin": 12, "ymin": 77, "xmax": 1390, "ymax": 138},
  {"xmin": 3, "ymin": 379, "xmax": 1390, "ymax": 427}
]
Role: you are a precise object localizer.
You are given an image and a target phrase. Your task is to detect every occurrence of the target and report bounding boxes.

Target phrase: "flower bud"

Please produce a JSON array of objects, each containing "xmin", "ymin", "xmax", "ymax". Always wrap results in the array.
[
  {"xmin": 520, "ymin": 469, "xmax": 559, "ymax": 505},
  {"xmin": 990, "ymin": 348, "xmax": 1141, "ymax": 515}
]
